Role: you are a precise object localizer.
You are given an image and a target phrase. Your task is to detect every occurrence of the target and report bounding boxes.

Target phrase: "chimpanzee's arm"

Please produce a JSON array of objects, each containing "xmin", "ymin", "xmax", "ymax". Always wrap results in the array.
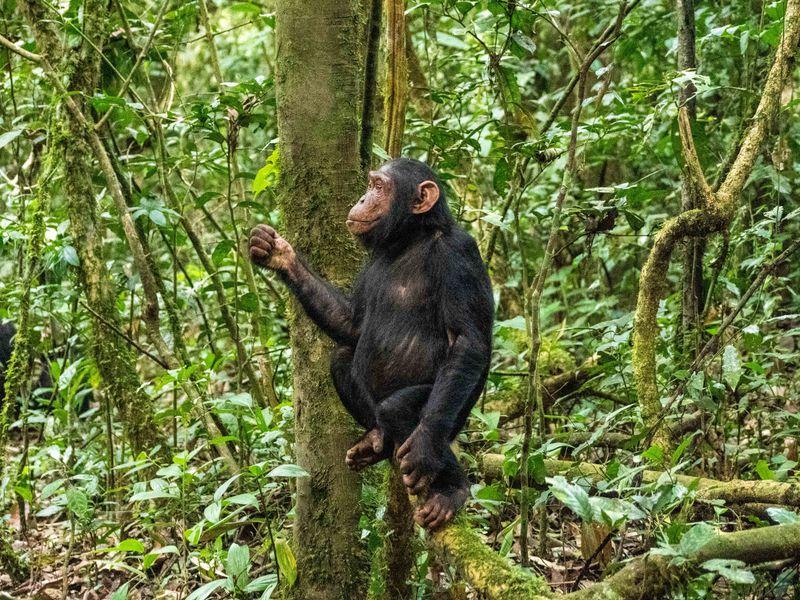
[
  {"xmin": 396, "ymin": 235, "xmax": 493, "ymax": 492},
  {"xmin": 280, "ymin": 255, "xmax": 359, "ymax": 347}
]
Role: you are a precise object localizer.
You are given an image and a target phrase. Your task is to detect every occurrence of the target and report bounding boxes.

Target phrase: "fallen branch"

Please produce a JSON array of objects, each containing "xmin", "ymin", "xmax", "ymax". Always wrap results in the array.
[
  {"xmin": 480, "ymin": 454, "xmax": 800, "ymax": 507},
  {"xmin": 429, "ymin": 516, "xmax": 800, "ymax": 600}
]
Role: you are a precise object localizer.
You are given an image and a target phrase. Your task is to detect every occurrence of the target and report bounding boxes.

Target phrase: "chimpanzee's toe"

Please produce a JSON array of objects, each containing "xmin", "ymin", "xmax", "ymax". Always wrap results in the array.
[
  {"xmin": 416, "ymin": 485, "xmax": 468, "ymax": 531},
  {"xmin": 345, "ymin": 429, "xmax": 389, "ymax": 471}
]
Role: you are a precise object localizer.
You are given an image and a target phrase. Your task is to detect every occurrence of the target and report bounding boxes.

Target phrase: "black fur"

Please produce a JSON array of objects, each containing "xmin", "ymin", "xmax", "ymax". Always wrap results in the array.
[{"xmin": 277, "ymin": 158, "xmax": 493, "ymax": 501}]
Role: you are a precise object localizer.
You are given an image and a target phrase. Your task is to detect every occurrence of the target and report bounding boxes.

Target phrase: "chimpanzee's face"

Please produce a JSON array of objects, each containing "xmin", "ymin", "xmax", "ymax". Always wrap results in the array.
[{"xmin": 346, "ymin": 167, "xmax": 394, "ymax": 236}]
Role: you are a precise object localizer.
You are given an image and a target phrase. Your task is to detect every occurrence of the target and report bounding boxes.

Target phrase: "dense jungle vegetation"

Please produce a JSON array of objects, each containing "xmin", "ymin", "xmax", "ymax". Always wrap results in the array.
[{"xmin": 1, "ymin": 0, "xmax": 800, "ymax": 598}]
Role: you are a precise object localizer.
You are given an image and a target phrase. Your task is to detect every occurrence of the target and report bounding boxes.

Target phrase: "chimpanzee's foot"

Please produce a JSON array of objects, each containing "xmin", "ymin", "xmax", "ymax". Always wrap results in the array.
[
  {"xmin": 415, "ymin": 478, "xmax": 468, "ymax": 531},
  {"xmin": 345, "ymin": 428, "xmax": 391, "ymax": 471}
]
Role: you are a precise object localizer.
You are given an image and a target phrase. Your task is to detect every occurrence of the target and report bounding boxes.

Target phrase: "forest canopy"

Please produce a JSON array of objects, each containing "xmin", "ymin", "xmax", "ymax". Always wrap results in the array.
[{"xmin": 1, "ymin": 0, "xmax": 800, "ymax": 598}]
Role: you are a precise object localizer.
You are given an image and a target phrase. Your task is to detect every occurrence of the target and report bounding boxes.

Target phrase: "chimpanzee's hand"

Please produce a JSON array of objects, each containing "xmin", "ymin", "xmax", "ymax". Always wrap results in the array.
[
  {"xmin": 249, "ymin": 224, "xmax": 296, "ymax": 272},
  {"xmin": 396, "ymin": 425, "xmax": 445, "ymax": 495}
]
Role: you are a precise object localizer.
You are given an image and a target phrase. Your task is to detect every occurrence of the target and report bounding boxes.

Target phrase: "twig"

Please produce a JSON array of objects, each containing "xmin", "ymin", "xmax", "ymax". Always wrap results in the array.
[
  {"xmin": 0, "ymin": 33, "xmax": 41, "ymax": 62},
  {"xmin": 78, "ymin": 301, "xmax": 170, "ymax": 369}
]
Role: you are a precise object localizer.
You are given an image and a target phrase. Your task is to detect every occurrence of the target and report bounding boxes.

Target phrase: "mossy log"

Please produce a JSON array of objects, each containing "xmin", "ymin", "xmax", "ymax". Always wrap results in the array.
[
  {"xmin": 428, "ymin": 520, "xmax": 554, "ymax": 600},
  {"xmin": 430, "ymin": 509, "xmax": 800, "ymax": 599},
  {"xmin": 481, "ymin": 454, "xmax": 800, "ymax": 507}
]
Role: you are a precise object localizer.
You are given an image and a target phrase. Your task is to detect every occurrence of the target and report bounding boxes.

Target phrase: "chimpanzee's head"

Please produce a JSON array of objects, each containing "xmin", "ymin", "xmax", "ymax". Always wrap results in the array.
[{"xmin": 346, "ymin": 158, "xmax": 453, "ymax": 247}]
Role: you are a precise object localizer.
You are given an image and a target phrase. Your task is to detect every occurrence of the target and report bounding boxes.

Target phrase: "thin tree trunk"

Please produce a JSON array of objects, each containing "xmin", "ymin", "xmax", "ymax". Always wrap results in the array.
[
  {"xmin": 676, "ymin": 0, "xmax": 705, "ymax": 354},
  {"xmin": 383, "ymin": 0, "xmax": 407, "ymax": 158},
  {"xmin": 275, "ymin": 2, "xmax": 368, "ymax": 597}
]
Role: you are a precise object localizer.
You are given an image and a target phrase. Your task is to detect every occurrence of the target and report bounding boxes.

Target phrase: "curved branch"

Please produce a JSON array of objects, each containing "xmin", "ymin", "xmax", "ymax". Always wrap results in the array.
[{"xmin": 633, "ymin": 0, "xmax": 800, "ymax": 448}]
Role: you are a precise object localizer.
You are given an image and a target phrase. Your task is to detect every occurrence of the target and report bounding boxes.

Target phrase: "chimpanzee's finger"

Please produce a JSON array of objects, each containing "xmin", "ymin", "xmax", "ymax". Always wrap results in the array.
[
  {"xmin": 399, "ymin": 456, "xmax": 414, "ymax": 474},
  {"xmin": 417, "ymin": 503, "xmax": 432, "ymax": 520},
  {"xmin": 395, "ymin": 439, "xmax": 411, "ymax": 459},
  {"xmin": 428, "ymin": 509, "xmax": 449, "ymax": 531},
  {"xmin": 423, "ymin": 503, "xmax": 442, "ymax": 528},
  {"xmin": 372, "ymin": 435, "xmax": 383, "ymax": 453},
  {"xmin": 251, "ymin": 225, "xmax": 275, "ymax": 241},
  {"xmin": 410, "ymin": 475, "xmax": 430, "ymax": 496},
  {"xmin": 403, "ymin": 470, "xmax": 420, "ymax": 489},
  {"xmin": 250, "ymin": 246, "xmax": 268, "ymax": 258}
]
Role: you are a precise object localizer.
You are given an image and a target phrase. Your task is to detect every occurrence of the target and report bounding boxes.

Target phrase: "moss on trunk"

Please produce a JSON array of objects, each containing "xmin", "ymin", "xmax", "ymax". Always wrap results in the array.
[{"xmin": 275, "ymin": 1, "xmax": 369, "ymax": 597}]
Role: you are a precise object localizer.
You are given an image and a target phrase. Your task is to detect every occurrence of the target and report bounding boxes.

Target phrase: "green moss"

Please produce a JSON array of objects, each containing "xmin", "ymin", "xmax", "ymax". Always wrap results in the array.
[{"xmin": 430, "ymin": 520, "xmax": 552, "ymax": 600}]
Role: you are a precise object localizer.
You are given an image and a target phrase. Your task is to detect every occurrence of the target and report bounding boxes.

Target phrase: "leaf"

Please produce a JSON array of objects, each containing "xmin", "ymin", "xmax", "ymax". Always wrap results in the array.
[
  {"xmin": 116, "ymin": 538, "xmax": 146, "ymax": 554},
  {"xmin": 702, "ymin": 558, "xmax": 755, "ymax": 584},
  {"xmin": 642, "ymin": 444, "xmax": 664, "ymax": 466},
  {"xmin": 226, "ymin": 493, "xmax": 259, "ymax": 507},
  {"xmin": 267, "ymin": 464, "xmax": 309, "ymax": 478},
  {"xmin": 226, "ymin": 543, "xmax": 251, "ymax": 590},
  {"xmin": 109, "ymin": 583, "xmax": 129, "ymax": 600},
  {"xmin": 66, "ymin": 488, "xmax": 91, "ymax": 521},
  {"xmin": 755, "ymin": 459, "xmax": 775, "ymax": 481},
  {"xmin": 678, "ymin": 523, "xmax": 716, "ymax": 556},
  {"xmin": 240, "ymin": 292, "xmax": 260, "ymax": 312},
  {"xmin": 0, "ymin": 129, "xmax": 23, "ymax": 150},
  {"xmin": 766, "ymin": 507, "xmax": 800, "ymax": 524},
  {"xmin": 275, "ymin": 538, "xmax": 297, "ymax": 587},
  {"xmin": 494, "ymin": 316, "xmax": 527, "ymax": 331},
  {"xmin": 547, "ymin": 476, "xmax": 594, "ymax": 522},
  {"xmin": 212, "ymin": 240, "xmax": 235, "ymax": 266},
  {"xmin": 62, "ymin": 245, "xmax": 80, "ymax": 267},
  {"xmin": 185, "ymin": 579, "xmax": 228, "ymax": 600},
  {"xmin": 722, "ymin": 345, "xmax": 742, "ymax": 389},
  {"xmin": 148, "ymin": 209, "xmax": 167, "ymax": 227},
  {"xmin": 244, "ymin": 574, "xmax": 278, "ymax": 595},
  {"xmin": 493, "ymin": 157, "xmax": 510, "ymax": 196}
]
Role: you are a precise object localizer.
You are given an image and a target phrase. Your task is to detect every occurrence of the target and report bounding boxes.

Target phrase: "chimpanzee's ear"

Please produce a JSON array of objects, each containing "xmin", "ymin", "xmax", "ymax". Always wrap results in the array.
[{"xmin": 411, "ymin": 180, "xmax": 441, "ymax": 214}]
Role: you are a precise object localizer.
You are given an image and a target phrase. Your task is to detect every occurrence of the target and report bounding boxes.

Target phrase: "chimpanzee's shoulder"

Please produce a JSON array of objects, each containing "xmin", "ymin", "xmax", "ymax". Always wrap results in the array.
[{"xmin": 434, "ymin": 226, "xmax": 483, "ymax": 262}]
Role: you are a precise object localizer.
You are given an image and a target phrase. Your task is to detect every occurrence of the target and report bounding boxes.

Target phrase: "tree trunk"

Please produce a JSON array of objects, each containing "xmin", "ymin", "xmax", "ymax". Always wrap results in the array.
[
  {"xmin": 19, "ymin": 0, "xmax": 162, "ymax": 456},
  {"xmin": 275, "ymin": 2, "xmax": 368, "ymax": 597},
  {"xmin": 676, "ymin": 0, "xmax": 705, "ymax": 354}
]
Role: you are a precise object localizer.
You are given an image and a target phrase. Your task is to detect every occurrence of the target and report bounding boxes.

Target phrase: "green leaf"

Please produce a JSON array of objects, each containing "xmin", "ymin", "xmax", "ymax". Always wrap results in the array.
[
  {"xmin": 493, "ymin": 157, "xmax": 510, "ymax": 195},
  {"xmin": 148, "ymin": 209, "xmax": 167, "ymax": 227},
  {"xmin": 116, "ymin": 538, "xmax": 146, "ymax": 554},
  {"xmin": 701, "ymin": 558, "xmax": 755, "ymax": 584},
  {"xmin": 722, "ymin": 345, "xmax": 742, "ymax": 389},
  {"xmin": 62, "ymin": 245, "xmax": 80, "ymax": 267},
  {"xmin": 642, "ymin": 444, "xmax": 664, "ymax": 466},
  {"xmin": 0, "ymin": 129, "xmax": 23, "ymax": 150},
  {"xmin": 547, "ymin": 476, "xmax": 594, "ymax": 522},
  {"xmin": 185, "ymin": 579, "xmax": 228, "ymax": 600},
  {"xmin": 678, "ymin": 523, "xmax": 716, "ymax": 556},
  {"xmin": 66, "ymin": 488, "xmax": 91, "ymax": 521},
  {"xmin": 275, "ymin": 538, "xmax": 297, "ymax": 587},
  {"xmin": 212, "ymin": 240, "xmax": 235, "ymax": 266},
  {"xmin": 755, "ymin": 459, "xmax": 775, "ymax": 481},
  {"xmin": 240, "ymin": 292, "xmax": 260, "ymax": 312},
  {"xmin": 109, "ymin": 582, "xmax": 129, "ymax": 600},
  {"xmin": 494, "ymin": 316, "xmax": 527, "ymax": 331},
  {"xmin": 267, "ymin": 464, "xmax": 309, "ymax": 478},
  {"xmin": 766, "ymin": 507, "xmax": 800, "ymax": 524},
  {"xmin": 226, "ymin": 542, "xmax": 251, "ymax": 590}
]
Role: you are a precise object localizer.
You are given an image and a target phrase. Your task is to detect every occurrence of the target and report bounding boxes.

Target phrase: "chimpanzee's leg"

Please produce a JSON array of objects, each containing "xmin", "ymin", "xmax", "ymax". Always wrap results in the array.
[
  {"xmin": 330, "ymin": 346, "xmax": 395, "ymax": 470},
  {"xmin": 330, "ymin": 345, "xmax": 376, "ymax": 429},
  {"xmin": 374, "ymin": 384, "xmax": 433, "ymax": 445},
  {"xmin": 376, "ymin": 385, "xmax": 471, "ymax": 530}
]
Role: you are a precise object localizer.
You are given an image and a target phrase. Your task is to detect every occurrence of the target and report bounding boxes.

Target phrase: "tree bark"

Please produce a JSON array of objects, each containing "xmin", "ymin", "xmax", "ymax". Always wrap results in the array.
[
  {"xmin": 676, "ymin": 0, "xmax": 705, "ymax": 354},
  {"xmin": 275, "ymin": 2, "xmax": 368, "ymax": 597}
]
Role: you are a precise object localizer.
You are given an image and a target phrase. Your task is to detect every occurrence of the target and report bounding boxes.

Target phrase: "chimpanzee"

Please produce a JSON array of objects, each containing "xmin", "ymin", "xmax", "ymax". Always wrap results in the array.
[
  {"xmin": 249, "ymin": 158, "xmax": 493, "ymax": 530},
  {"xmin": 1, "ymin": 321, "xmax": 52, "ymax": 405}
]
